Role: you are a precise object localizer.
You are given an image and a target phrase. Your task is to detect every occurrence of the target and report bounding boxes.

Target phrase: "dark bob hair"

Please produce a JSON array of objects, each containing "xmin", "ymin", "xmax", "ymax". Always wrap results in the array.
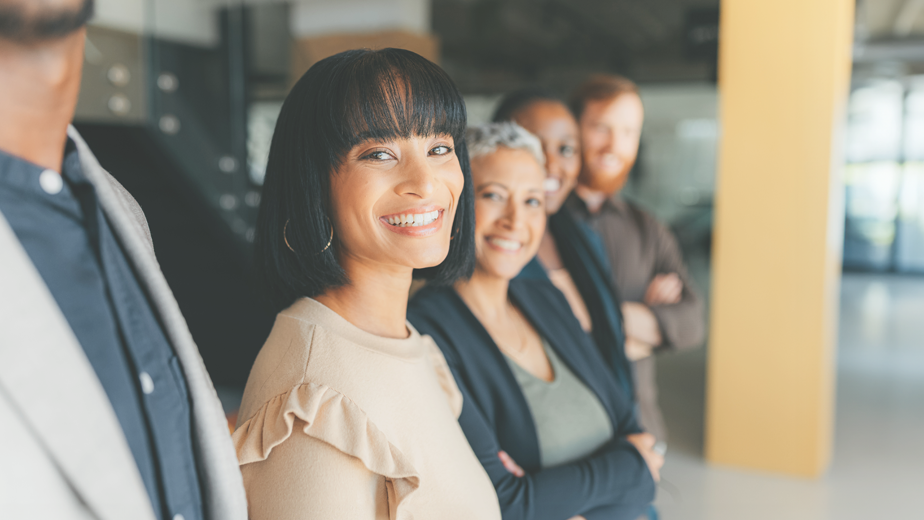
[
  {"xmin": 254, "ymin": 48, "xmax": 475, "ymax": 312},
  {"xmin": 491, "ymin": 86, "xmax": 562, "ymax": 123}
]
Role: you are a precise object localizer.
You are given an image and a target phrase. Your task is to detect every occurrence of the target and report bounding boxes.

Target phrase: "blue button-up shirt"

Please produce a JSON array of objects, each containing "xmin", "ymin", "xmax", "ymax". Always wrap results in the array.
[{"xmin": 0, "ymin": 142, "xmax": 204, "ymax": 520}]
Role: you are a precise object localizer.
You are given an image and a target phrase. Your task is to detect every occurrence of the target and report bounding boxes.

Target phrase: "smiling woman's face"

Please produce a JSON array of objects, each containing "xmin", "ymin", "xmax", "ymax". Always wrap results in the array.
[
  {"xmin": 328, "ymin": 133, "xmax": 464, "ymax": 272},
  {"xmin": 512, "ymin": 100, "xmax": 581, "ymax": 214},
  {"xmin": 471, "ymin": 147, "xmax": 547, "ymax": 281}
]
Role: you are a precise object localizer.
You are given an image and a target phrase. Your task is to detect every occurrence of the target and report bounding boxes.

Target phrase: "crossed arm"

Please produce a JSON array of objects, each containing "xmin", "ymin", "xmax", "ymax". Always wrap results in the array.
[
  {"xmin": 451, "ymin": 372, "xmax": 656, "ymax": 520},
  {"xmin": 621, "ymin": 221, "xmax": 706, "ymax": 360}
]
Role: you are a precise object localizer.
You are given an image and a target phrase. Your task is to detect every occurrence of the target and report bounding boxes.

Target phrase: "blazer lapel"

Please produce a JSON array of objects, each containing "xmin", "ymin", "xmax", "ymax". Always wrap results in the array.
[
  {"xmin": 0, "ymin": 212, "xmax": 156, "ymax": 520},
  {"xmin": 67, "ymin": 126, "xmax": 247, "ymax": 520},
  {"xmin": 444, "ymin": 290, "xmax": 544, "ymax": 470},
  {"xmin": 549, "ymin": 210, "xmax": 635, "ymax": 399},
  {"xmin": 510, "ymin": 281, "xmax": 623, "ymax": 429}
]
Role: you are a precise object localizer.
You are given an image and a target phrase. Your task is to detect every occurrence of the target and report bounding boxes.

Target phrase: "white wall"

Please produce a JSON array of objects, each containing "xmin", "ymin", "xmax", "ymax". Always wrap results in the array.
[
  {"xmin": 632, "ymin": 83, "xmax": 719, "ymax": 223},
  {"xmin": 289, "ymin": 0, "xmax": 430, "ymax": 37},
  {"xmin": 92, "ymin": 0, "xmax": 432, "ymax": 46},
  {"xmin": 91, "ymin": 0, "xmax": 220, "ymax": 47}
]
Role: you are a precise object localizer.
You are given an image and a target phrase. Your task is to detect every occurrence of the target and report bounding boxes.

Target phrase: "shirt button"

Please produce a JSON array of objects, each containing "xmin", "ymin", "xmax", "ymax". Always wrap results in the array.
[
  {"xmin": 39, "ymin": 169, "xmax": 63, "ymax": 195},
  {"xmin": 173, "ymin": 515, "xmax": 185, "ymax": 520},
  {"xmin": 139, "ymin": 371, "xmax": 155, "ymax": 394}
]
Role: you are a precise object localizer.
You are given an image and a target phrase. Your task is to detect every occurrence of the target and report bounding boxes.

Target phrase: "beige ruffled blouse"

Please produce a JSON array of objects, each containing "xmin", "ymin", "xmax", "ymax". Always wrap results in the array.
[{"xmin": 232, "ymin": 298, "xmax": 501, "ymax": 520}]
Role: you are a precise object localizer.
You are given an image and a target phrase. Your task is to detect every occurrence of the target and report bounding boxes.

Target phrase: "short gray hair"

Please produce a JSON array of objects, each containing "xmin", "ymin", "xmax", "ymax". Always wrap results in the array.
[{"xmin": 466, "ymin": 122, "xmax": 546, "ymax": 168}]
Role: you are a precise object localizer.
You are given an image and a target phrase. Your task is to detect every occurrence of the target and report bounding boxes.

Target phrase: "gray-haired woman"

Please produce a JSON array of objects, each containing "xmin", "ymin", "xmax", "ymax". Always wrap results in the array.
[{"xmin": 409, "ymin": 122, "xmax": 661, "ymax": 520}]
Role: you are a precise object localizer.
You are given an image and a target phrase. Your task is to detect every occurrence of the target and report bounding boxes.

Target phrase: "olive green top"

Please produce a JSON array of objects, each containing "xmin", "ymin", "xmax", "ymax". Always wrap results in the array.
[{"xmin": 504, "ymin": 339, "xmax": 614, "ymax": 468}]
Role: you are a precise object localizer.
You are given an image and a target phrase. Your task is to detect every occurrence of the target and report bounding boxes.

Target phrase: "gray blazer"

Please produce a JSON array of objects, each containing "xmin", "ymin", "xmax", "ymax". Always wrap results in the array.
[{"xmin": 0, "ymin": 127, "xmax": 247, "ymax": 520}]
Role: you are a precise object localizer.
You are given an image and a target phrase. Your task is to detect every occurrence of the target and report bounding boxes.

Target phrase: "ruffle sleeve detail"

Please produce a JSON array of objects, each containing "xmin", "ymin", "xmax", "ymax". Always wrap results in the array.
[
  {"xmin": 232, "ymin": 382, "xmax": 420, "ymax": 507},
  {"xmin": 424, "ymin": 337, "xmax": 464, "ymax": 418}
]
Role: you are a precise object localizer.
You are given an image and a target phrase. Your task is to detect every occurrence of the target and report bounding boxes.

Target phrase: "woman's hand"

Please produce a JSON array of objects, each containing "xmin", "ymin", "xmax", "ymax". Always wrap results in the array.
[
  {"xmin": 625, "ymin": 433, "xmax": 664, "ymax": 482},
  {"xmin": 498, "ymin": 450, "xmax": 525, "ymax": 477}
]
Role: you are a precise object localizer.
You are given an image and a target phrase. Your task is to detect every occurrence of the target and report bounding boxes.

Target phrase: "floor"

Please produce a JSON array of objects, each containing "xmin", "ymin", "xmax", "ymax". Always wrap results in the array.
[{"xmin": 653, "ymin": 273, "xmax": 924, "ymax": 519}]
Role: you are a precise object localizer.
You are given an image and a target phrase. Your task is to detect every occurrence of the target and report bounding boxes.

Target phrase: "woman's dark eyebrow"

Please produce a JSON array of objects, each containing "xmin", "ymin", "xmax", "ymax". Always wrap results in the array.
[
  {"xmin": 354, "ymin": 135, "xmax": 395, "ymax": 147},
  {"xmin": 475, "ymin": 181, "xmax": 509, "ymax": 191}
]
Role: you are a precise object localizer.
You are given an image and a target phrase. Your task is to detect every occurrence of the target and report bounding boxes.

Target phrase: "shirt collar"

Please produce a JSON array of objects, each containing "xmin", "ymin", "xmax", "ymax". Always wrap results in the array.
[
  {"xmin": 606, "ymin": 192, "xmax": 630, "ymax": 214},
  {"xmin": 0, "ymin": 138, "xmax": 88, "ymax": 206},
  {"xmin": 565, "ymin": 190, "xmax": 629, "ymax": 217},
  {"xmin": 0, "ymin": 138, "xmax": 86, "ymax": 187},
  {"xmin": 61, "ymin": 138, "xmax": 89, "ymax": 186},
  {"xmin": 0, "ymin": 146, "xmax": 45, "ymax": 194}
]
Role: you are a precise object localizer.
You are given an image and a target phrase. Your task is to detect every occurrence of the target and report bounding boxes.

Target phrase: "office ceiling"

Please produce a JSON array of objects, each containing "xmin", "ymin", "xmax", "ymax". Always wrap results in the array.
[
  {"xmin": 854, "ymin": 0, "xmax": 924, "ymax": 67},
  {"xmin": 858, "ymin": 0, "xmax": 924, "ymax": 40},
  {"xmin": 433, "ymin": 0, "xmax": 720, "ymax": 92}
]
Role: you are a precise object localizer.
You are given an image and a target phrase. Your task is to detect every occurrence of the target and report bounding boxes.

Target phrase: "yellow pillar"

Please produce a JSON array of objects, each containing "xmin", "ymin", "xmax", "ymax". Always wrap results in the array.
[{"xmin": 705, "ymin": 0, "xmax": 854, "ymax": 477}]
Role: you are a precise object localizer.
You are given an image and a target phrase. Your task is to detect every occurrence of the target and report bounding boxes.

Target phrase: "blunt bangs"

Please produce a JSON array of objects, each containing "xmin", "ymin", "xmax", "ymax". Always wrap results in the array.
[
  {"xmin": 255, "ymin": 48, "xmax": 475, "ymax": 313},
  {"xmin": 321, "ymin": 49, "xmax": 468, "ymax": 168}
]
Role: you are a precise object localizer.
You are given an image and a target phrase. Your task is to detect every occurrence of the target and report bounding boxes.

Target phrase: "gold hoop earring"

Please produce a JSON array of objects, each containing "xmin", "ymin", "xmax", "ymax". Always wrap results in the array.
[
  {"xmin": 284, "ymin": 218, "xmax": 334, "ymax": 255},
  {"xmin": 450, "ymin": 227, "xmax": 460, "ymax": 240},
  {"xmin": 283, "ymin": 220, "xmax": 296, "ymax": 253},
  {"xmin": 317, "ymin": 218, "xmax": 334, "ymax": 254}
]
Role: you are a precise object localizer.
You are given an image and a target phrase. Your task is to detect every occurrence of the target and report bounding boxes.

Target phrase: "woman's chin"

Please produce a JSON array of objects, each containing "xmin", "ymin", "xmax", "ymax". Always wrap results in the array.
[
  {"xmin": 399, "ymin": 247, "xmax": 452, "ymax": 270},
  {"xmin": 477, "ymin": 259, "xmax": 529, "ymax": 282},
  {"xmin": 545, "ymin": 198, "xmax": 565, "ymax": 215}
]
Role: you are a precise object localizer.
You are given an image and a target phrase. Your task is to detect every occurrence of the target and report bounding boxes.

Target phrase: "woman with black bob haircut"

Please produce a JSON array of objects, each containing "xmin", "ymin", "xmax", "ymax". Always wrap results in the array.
[{"xmin": 232, "ymin": 49, "xmax": 501, "ymax": 520}]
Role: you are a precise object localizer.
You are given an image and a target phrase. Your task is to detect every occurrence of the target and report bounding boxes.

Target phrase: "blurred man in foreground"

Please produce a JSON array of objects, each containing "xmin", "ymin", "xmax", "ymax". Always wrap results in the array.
[
  {"xmin": 567, "ymin": 75, "xmax": 705, "ymax": 452},
  {"xmin": 0, "ymin": 1, "xmax": 246, "ymax": 519}
]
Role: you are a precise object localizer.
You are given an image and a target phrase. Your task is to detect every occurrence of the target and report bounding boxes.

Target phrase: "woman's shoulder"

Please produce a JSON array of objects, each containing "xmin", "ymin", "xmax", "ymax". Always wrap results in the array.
[
  {"xmin": 233, "ymin": 300, "xmax": 433, "ymax": 492},
  {"xmin": 509, "ymin": 278, "xmax": 599, "ymax": 356},
  {"xmin": 236, "ymin": 299, "xmax": 365, "ymax": 421},
  {"xmin": 231, "ymin": 378, "xmax": 421, "ymax": 507},
  {"xmin": 243, "ymin": 298, "xmax": 433, "ymax": 414},
  {"xmin": 510, "ymin": 277, "xmax": 573, "ymax": 313},
  {"xmin": 407, "ymin": 284, "xmax": 467, "ymax": 329},
  {"xmin": 408, "ymin": 283, "xmax": 457, "ymax": 309},
  {"xmin": 234, "ymin": 305, "xmax": 323, "ymax": 427},
  {"xmin": 249, "ymin": 305, "xmax": 320, "ymax": 381},
  {"xmin": 409, "ymin": 286, "xmax": 495, "ymax": 371}
]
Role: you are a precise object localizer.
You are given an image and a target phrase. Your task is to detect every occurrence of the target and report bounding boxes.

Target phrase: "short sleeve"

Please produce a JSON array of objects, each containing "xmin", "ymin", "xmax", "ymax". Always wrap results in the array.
[
  {"xmin": 232, "ymin": 383, "xmax": 420, "ymax": 514},
  {"xmin": 240, "ymin": 427, "xmax": 388, "ymax": 519}
]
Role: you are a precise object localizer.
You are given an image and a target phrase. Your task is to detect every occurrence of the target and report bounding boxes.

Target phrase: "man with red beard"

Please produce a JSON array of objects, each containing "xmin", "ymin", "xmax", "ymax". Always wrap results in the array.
[{"xmin": 566, "ymin": 75, "xmax": 705, "ymax": 453}]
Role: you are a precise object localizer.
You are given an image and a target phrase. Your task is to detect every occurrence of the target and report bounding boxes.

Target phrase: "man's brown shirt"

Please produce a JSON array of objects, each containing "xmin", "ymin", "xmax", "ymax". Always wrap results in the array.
[{"xmin": 566, "ymin": 193, "xmax": 705, "ymax": 443}]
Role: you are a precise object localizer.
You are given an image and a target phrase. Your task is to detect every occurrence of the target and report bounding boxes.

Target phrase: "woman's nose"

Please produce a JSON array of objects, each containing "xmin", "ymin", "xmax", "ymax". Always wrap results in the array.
[
  {"xmin": 396, "ymin": 157, "xmax": 436, "ymax": 198},
  {"xmin": 546, "ymin": 153, "xmax": 561, "ymax": 176},
  {"xmin": 500, "ymin": 199, "xmax": 524, "ymax": 229}
]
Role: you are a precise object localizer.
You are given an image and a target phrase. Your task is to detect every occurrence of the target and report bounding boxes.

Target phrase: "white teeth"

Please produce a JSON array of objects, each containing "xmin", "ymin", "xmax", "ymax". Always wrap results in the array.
[
  {"xmin": 386, "ymin": 210, "xmax": 440, "ymax": 227},
  {"xmin": 544, "ymin": 177, "xmax": 562, "ymax": 192},
  {"xmin": 487, "ymin": 237, "xmax": 522, "ymax": 251}
]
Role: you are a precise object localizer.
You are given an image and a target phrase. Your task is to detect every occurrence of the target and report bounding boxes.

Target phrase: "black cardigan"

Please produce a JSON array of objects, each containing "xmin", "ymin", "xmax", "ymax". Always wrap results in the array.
[
  {"xmin": 408, "ymin": 279, "xmax": 655, "ymax": 520},
  {"xmin": 518, "ymin": 205, "xmax": 635, "ymax": 400}
]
